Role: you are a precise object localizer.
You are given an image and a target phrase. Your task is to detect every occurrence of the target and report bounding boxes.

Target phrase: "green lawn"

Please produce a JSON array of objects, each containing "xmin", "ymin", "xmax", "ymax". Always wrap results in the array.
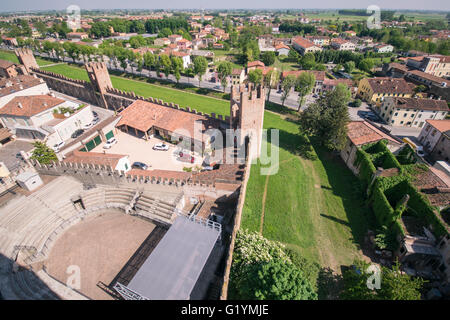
[
  {"xmin": 242, "ymin": 112, "xmax": 369, "ymax": 269},
  {"xmin": 40, "ymin": 63, "xmax": 230, "ymax": 116},
  {"xmin": 0, "ymin": 50, "xmax": 54, "ymax": 67}
]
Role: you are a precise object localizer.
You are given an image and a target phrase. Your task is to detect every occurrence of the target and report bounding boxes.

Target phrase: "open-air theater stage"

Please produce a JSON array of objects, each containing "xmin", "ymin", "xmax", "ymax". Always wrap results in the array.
[{"xmin": 113, "ymin": 214, "xmax": 221, "ymax": 300}]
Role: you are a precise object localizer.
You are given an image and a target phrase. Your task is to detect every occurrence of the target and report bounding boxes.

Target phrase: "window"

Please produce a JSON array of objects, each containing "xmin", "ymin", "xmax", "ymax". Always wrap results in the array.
[
  {"xmin": 400, "ymin": 121, "xmax": 404, "ymax": 124},
  {"xmin": 431, "ymin": 130, "xmax": 437, "ymax": 136},
  {"xmin": 403, "ymin": 113, "xmax": 407, "ymax": 117},
  {"xmin": 391, "ymin": 120, "xmax": 395, "ymax": 124},
  {"xmin": 394, "ymin": 112, "xmax": 398, "ymax": 116}
]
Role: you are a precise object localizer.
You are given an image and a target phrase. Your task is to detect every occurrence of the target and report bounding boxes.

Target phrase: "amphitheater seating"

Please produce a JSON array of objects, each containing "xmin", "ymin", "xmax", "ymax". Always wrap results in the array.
[{"xmin": 0, "ymin": 175, "xmax": 184, "ymax": 300}]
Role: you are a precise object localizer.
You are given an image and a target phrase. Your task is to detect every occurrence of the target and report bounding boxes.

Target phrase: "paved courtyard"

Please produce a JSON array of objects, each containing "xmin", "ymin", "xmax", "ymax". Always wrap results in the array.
[{"xmin": 92, "ymin": 130, "xmax": 204, "ymax": 172}]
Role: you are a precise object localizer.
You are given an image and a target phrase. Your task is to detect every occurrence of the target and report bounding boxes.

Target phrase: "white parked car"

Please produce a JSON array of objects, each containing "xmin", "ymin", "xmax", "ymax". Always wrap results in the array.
[
  {"xmin": 52, "ymin": 141, "xmax": 65, "ymax": 153},
  {"xmin": 103, "ymin": 137, "xmax": 118, "ymax": 149},
  {"xmin": 91, "ymin": 117, "xmax": 100, "ymax": 125},
  {"xmin": 153, "ymin": 143, "xmax": 169, "ymax": 151},
  {"xmin": 82, "ymin": 122, "xmax": 93, "ymax": 130}
]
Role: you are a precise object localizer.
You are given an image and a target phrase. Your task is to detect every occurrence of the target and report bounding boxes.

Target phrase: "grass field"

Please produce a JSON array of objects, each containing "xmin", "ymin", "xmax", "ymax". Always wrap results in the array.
[
  {"xmin": 40, "ymin": 63, "xmax": 231, "ymax": 116},
  {"xmin": 242, "ymin": 112, "xmax": 370, "ymax": 270},
  {"xmin": 0, "ymin": 50, "xmax": 54, "ymax": 67}
]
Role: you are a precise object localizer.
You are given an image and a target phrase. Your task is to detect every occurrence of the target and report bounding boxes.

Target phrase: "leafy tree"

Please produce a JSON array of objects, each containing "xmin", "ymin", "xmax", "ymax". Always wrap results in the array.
[
  {"xmin": 160, "ymin": 54, "xmax": 172, "ymax": 78},
  {"xmin": 171, "ymin": 55, "xmax": 184, "ymax": 83},
  {"xmin": 295, "ymin": 72, "xmax": 316, "ymax": 112},
  {"xmin": 299, "ymin": 52, "xmax": 316, "ymax": 70},
  {"xmin": 341, "ymin": 260, "xmax": 425, "ymax": 300},
  {"xmin": 263, "ymin": 69, "xmax": 280, "ymax": 101},
  {"xmin": 344, "ymin": 61, "xmax": 355, "ymax": 73},
  {"xmin": 237, "ymin": 259, "xmax": 318, "ymax": 300},
  {"xmin": 261, "ymin": 51, "xmax": 276, "ymax": 66},
  {"xmin": 247, "ymin": 69, "xmax": 263, "ymax": 85},
  {"xmin": 299, "ymin": 83, "xmax": 351, "ymax": 151},
  {"xmin": 280, "ymin": 75, "xmax": 296, "ymax": 106},
  {"xmin": 217, "ymin": 61, "xmax": 233, "ymax": 92},
  {"xmin": 143, "ymin": 52, "xmax": 156, "ymax": 70},
  {"xmin": 193, "ymin": 56, "xmax": 208, "ymax": 87},
  {"xmin": 31, "ymin": 141, "xmax": 58, "ymax": 165},
  {"xmin": 358, "ymin": 58, "xmax": 375, "ymax": 73}
]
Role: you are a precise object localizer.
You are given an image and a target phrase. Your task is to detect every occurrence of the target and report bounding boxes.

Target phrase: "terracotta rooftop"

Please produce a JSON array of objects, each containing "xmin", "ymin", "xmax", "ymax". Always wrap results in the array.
[
  {"xmin": 116, "ymin": 100, "xmax": 218, "ymax": 137},
  {"xmin": 392, "ymin": 97, "xmax": 449, "ymax": 112},
  {"xmin": 347, "ymin": 120, "xmax": 402, "ymax": 146},
  {"xmin": 426, "ymin": 119, "xmax": 450, "ymax": 135},
  {"xmin": 366, "ymin": 77, "xmax": 414, "ymax": 95},
  {"xmin": 292, "ymin": 36, "xmax": 317, "ymax": 49},
  {"xmin": 247, "ymin": 60, "xmax": 265, "ymax": 68},
  {"xmin": 407, "ymin": 69, "xmax": 450, "ymax": 86},
  {"xmin": 275, "ymin": 43, "xmax": 290, "ymax": 50},
  {"xmin": 0, "ymin": 95, "xmax": 64, "ymax": 117},
  {"xmin": 0, "ymin": 59, "xmax": 15, "ymax": 69},
  {"xmin": 0, "ymin": 75, "xmax": 44, "ymax": 98},
  {"xmin": 0, "ymin": 127, "xmax": 12, "ymax": 141},
  {"xmin": 64, "ymin": 151, "xmax": 128, "ymax": 169}
]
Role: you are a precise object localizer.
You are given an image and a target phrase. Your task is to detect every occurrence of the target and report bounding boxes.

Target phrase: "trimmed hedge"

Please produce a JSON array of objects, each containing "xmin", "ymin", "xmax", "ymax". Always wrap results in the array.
[
  {"xmin": 354, "ymin": 148, "xmax": 376, "ymax": 188},
  {"xmin": 371, "ymin": 186, "xmax": 396, "ymax": 227}
]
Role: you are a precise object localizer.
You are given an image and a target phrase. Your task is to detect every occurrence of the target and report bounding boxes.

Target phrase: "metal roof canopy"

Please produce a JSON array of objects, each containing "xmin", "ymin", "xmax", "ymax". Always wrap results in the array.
[{"xmin": 125, "ymin": 215, "xmax": 220, "ymax": 300}]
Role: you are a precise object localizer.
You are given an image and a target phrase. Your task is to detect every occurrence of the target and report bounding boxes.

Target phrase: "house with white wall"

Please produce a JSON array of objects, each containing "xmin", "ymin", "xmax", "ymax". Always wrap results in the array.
[{"xmin": 0, "ymin": 75, "xmax": 49, "ymax": 109}]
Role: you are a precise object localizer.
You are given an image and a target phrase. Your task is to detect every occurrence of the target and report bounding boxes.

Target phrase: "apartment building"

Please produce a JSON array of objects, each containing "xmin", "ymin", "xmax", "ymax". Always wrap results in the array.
[
  {"xmin": 418, "ymin": 120, "xmax": 450, "ymax": 162},
  {"xmin": 357, "ymin": 77, "xmax": 414, "ymax": 105},
  {"xmin": 292, "ymin": 37, "xmax": 322, "ymax": 55},
  {"xmin": 379, "ymin": 97, "xmax": 449, "ymax": 128}
]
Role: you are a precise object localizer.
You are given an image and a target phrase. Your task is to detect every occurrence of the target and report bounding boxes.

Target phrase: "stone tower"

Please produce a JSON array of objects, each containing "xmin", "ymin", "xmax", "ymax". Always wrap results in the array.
[
  {"xmin": 85, "ymin": 62, "xmax": 113, "ymax": 94},
  {"xmin": 15, "ymin": 48, "xmax": 39, "ymax": 73},
  {"xmin": 229, "ymin": 83, "xmax": 265, "ymax": 160},
  {"xmin": 85, "ymin": 62, "xmax": 113, "ymax": 109}
]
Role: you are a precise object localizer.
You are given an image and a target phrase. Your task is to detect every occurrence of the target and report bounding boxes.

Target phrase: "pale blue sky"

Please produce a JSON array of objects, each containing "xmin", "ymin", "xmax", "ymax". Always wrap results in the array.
[{"xmin": 1, "ymin": 0, "xmax": 449, "ymax": 13}]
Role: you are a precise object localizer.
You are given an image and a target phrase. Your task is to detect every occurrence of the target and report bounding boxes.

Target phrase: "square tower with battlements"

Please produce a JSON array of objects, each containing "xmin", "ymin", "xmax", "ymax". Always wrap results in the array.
[
  {"xmin": 15, "ymin": 48, "xmax": 39, "ymax": 73},
  {"xmin": 229, "ymin": 83, "xmax": 265, "ymax": 160},
  {"xmin": 85, "ymin": 62, "xmax": 113, "ymax": 94}
]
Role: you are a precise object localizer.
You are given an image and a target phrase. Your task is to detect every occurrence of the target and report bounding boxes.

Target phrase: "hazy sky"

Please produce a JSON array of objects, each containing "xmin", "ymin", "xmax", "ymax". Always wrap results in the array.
[{"xmin": 1, "ymin": 0, "xmax": 449, "ymax": 12}]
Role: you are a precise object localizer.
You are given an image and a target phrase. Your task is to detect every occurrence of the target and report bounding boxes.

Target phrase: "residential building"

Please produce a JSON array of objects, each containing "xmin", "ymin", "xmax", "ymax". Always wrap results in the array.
[
  {"xmin": 0, "ymin": 75, "xmax": 50, "ymax": 108},
  {"xmin": 418, "ymin": 120, "xmax": 450, "ymax": 162},
  {"xmin": 322, "ymin": 78, "xmax": 357, "ymax": 96},
  {"xmin": 154, "ymin": 38, "xmax": 171, "ymax": 46},
  {"xmin": 67, "ymin": 32, "xmax": 89, "ymax": 40},
  {"xmin": 357, "ymin": 77, "xmax": 414, "ymax": 105},
  {"xmin": 0, "ymin": 94, "xmax": 94, "ymax": 146},
  {"xmin": 374, "ymin": 44, "xmax": 394, "ymax": 53},
  {"xmin": 405, "ymin": 70, "xmax": 450, "ymax": 88},
  {"xmin": 292, "ymin": 37, "xmax": 322, "ymax": 55},
  {"xmin": 171, "ymin": 51, "xmax": 191, "ymax": 69},
  {"xmin": 330, "ymin": 38, "xmax": 356, "ymax": 51},
  {"xmin": 340, "ymin": 120, "xmax": 403, "ymax": 175},
  {"xmin": 379, "ymin": 97, "xmax": 449, "ymax": 128},
  {"xmin": 281, "ymin": 70, "xmax": 326, "ymax": 94},
  {"xmin": 275, "ymin": 44, "xmax": 290, "ymax": 56},
  {"xmin": 176, "ymin": 38, "xmax": 192, "ymax": 50},
  {"xmin": 305, "ymin": 35, "xmax": 330, "ymax": 47},
  {"xmin": 407, "ymin": 55, "xmax": 450, "ymax": 77},
  {"xmin": 168, "ymin": 34, "xmax": 183, "ymax": 44},
  {"xmin": 231, "ymin": 68, "xmax": 246, "ymax": 86}
]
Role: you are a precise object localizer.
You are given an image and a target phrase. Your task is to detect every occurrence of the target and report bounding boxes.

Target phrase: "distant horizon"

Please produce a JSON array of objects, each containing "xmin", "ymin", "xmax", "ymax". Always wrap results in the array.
[{"xmin": 1, "ymin": 1, "xmax": 449, "ymax": 14}]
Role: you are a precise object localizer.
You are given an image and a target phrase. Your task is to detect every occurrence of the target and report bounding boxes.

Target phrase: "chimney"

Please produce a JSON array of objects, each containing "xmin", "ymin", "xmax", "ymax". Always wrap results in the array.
[{"xmin": 18, "ymin": 102, "xmax": 23, "ymax": 108}]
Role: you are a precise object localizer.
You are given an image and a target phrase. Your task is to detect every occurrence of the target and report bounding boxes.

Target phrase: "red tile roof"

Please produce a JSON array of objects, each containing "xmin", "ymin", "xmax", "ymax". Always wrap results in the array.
[
  {"xmin": 0, "ymin": 95, "xmax": 64, "ymax": 117},
  {"xmin": 64, "ymin": 151, "xmax": 128, "ymax": 169},
  {"xmin": 425, "ymin": 119, "xmax": 450, "ymax": 134},
  {"xmin": 0, "ymin": 75, "xmax": 44, "ymax": 98},
  {"xmin": 366, "ymin": 77, "xmax": 414, "ymax": 95},
  {"xmin": 247, "ymin": 60, "xmax": 265, "ymax": 68},
  {"xmin": 281, "ymin": 70, "xmax": 325, "ymax": 81},
  {"xmin": 392, "ymin": 97, "xmax": 449, "ymax": 112},
  {"xmin": 347, "ymin": 120, "xmax": 401, "ymax": 146},
  {"xmin": 292, "ymin": 36, "xmax": 317, "ymax": 49},
  {"xmin": 116, "ymin": 100, "xmax": 216, "ymax": 137}
]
